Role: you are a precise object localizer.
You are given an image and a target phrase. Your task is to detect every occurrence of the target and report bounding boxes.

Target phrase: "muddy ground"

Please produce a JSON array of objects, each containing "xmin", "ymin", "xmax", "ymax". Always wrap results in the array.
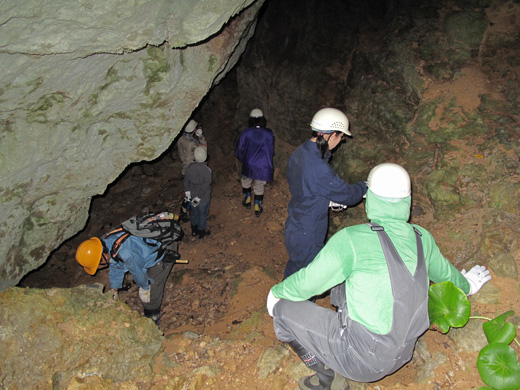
[{"xmin": 20, "ymin": 135, "xmax": 519, "ymax": 390}]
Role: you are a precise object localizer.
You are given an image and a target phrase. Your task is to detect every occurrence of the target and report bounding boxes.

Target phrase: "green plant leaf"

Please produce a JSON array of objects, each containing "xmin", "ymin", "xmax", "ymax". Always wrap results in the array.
[
  {"xmin": 483, "ymin": 311, "xmax": 516, "ymax": 345},
  {"xmin": 477, "ymin": 343, "xmax": 520, "ymax": 390},
  {"xmin": 428, "ymin": 281, "xmax": 470, "ymax": 333}
]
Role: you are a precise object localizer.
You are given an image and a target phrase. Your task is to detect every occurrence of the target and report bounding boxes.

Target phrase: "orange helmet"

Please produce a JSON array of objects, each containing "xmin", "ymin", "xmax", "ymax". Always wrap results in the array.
[{"xmin": 76, "ymin": 237, "xmax": 103, "ymax": 275}]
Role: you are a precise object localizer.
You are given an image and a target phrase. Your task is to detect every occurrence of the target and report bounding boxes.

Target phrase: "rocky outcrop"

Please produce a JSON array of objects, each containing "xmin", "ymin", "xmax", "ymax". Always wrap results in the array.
[
  {"xmin": 0, "ymin": 284, "xmax": 163, "ymax": 388},
  {"xmin": 0, "ymin": 0, "xmax": 265, "ymax": 290}
]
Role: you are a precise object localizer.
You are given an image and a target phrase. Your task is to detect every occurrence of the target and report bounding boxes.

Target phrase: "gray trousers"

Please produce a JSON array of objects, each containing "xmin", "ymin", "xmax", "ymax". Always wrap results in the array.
[
  {"xmin": 141, "ymin": 259, "xmax": 174, "ymax": 312},
  {"xmin": 241, "ymin": 176, "xmax": 266, "ymax": 196},
  {"xmin": 273, "ymin": 224, "xmax": 429, "ymax": 382}
]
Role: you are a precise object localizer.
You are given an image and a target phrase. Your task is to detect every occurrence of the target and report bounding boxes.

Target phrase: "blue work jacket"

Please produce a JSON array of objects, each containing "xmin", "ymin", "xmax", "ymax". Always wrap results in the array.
[
  {"xmin": 103, "ymin": 232, "xmax": 165, "ymax": 290},
  {"xmin": 284, "ymin": 140, "xmax": 367, "ymax": 277},
  {"xmin": 234, "ymin": 126, "xmax": 275, "ymax": 181}
]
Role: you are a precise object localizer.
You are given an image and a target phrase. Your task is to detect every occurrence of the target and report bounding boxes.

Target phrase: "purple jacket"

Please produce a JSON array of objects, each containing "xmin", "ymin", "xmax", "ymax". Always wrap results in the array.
[{"xmin": 234, "ymin": 126, "xmax": 275, "ymax": 181}]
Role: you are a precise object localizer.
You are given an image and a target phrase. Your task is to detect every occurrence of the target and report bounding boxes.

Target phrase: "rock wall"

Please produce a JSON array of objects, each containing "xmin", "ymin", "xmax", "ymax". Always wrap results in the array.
[
  {"xmin": 233, "ymin": 0, "xmax": 520, "ymax": 277},
  {"xmin": 337, "ymin": 0, "xmax": 520, "ymax": 275},
  {"xmin": 0, "ymin": 0, "xmax": 265, "ymax": 290}
]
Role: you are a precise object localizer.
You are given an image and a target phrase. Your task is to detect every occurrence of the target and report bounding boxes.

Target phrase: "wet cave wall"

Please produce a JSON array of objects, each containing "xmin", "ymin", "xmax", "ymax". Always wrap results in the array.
[{"xmin": 3, "ymin": 0, "xmax": 520, "ymax": 288}]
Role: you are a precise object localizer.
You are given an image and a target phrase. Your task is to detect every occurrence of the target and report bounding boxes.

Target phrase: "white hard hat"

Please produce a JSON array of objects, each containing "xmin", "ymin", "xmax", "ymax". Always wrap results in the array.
[
  {"xmin": 184, "ymin": 119, "xmax": 198, "ymax": 133},
  {"xmin": 249, "ymin": 108, "xmax": 264, "ymax": 118},
  {"xmin": 367, "ymin": 163, "xmax": 411, "ymax": 199},
  {"xmin": 310, "ymin": 108, "xmax": 351, "ymax": 136},
  {"xmin": 194, "ymin": 146, "xmax": 207, "ymax": 162}
]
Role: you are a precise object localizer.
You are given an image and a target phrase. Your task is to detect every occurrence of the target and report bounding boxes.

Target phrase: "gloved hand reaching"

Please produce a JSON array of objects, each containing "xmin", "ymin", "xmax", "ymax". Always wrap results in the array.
[
  {"xmin": 184, "ymin": 191, "xmax": 191, "ymax": 202},
  {"xmin": 139, "ymin": 287, "xmax": 151, "ymax": 303},
  {"xmin": 191, "ymin": 197, "xmax": 201, "ymax": 207},
  {"xmin": 461, "ymin": 265, "xmax": 491, "ymax": 295},
  {"xmin": 195, "ymin": 128, "xmax": 203, "ymax": 137},
  {"xmin": 267, "ymin": 289, "xmax": 280, "ymax": 317}
]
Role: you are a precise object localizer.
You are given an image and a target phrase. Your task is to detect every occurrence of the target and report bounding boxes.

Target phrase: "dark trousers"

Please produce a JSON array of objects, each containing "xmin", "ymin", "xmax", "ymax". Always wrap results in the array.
[
  {"xmin": 190, "ymin": 200, "xmax": 210, "ymax": 231},
  {"xmin": 141, "ymin": 259, "xmax": 174, "ymax": 312}
]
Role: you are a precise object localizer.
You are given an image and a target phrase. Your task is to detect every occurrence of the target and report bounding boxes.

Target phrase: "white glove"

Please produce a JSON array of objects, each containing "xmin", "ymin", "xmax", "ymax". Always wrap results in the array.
[
  {"xmin": 191, "ymin": 197, "xmax": 201, "ymax": 207},
  {"xmin": 267, "ymin": 289, "xmax": 280, "ymax": 317},
  {"xmin": 329, "ymin": 201, "xmax": 347, "ymax": 212},
  {"xmin": 139, "ymin": 287, "xmax": 151, "ymax": 303},
  {"xmin": 461, "ymin": 265, "xmax": 491, "ymax": 296},
  {"xmin": 195, "ymin": 128, "xmax": 203, "ymax": 137},
  {"xmin": 184, "ymin": 191, "xmax": 191, "ymax": 202}
]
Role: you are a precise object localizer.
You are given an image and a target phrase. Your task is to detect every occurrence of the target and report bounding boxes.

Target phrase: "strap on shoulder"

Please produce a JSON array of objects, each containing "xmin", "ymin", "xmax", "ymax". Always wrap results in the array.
[
  {"xmin": 367, "ymin": 222, "xmax": 384, "ymax": 231},
  {"xmin": 101, "ymin": 227, "xmax": 128, "ymax": 263}
]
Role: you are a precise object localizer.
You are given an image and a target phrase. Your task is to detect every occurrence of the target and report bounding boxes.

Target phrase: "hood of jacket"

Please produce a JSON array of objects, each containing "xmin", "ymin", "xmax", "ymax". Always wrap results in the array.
[{"xmin": 365, "ymin": 189, "xmax": 411, "ymax": 224}]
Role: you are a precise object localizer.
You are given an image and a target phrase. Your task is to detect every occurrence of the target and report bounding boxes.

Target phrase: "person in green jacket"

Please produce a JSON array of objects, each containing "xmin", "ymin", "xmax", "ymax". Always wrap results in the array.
[{"xmin": 267, "ymin": 163, "xmax": 491, "ymax": 390}]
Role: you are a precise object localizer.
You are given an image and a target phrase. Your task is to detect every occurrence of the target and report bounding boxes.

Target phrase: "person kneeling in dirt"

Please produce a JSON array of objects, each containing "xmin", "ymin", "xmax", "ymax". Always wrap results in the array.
[
  {"xmin": 267, "ymin": 163, "xmax": 491, "ymax": 390},
  {"xmin": 75, "ymin": 212, "xmax": 183, "ymax": 326},
  {"xmin": 184, "ymin": 146, "xmax": 212, "ymax": 239}
]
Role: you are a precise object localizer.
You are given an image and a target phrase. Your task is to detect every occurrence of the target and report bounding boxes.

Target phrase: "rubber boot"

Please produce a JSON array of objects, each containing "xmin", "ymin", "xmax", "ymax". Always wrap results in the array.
[
  {"xmin": 191, "ymin": 225, "xmax": 198, "ymax": 237},
  {"xmin": 254, "ymin": 194, "xmax": 264, "ymax": 217},
  {"xmin": 199, "ymin": 229, "xmax": 211, "ymax": 239},
  {"xmin": 300, "ymin": 372, "xmax": 350, "ymax": 390},
  {"xmin": 144, "ymin": 308, "xmax": 161, "ymax": 326},
  {"xmin": 242, "ymin": 187, "xmax": 252, "ymax": 209},
  {"xmin": 287, "ymin": 341, "xmax": 335, "ymax": 390}
]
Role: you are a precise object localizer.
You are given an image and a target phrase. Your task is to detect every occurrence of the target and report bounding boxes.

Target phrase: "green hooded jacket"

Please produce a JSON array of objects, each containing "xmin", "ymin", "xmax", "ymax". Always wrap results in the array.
[{"xmin": 272, "ymin": 189, "xmax": 470, "ymax": 335}]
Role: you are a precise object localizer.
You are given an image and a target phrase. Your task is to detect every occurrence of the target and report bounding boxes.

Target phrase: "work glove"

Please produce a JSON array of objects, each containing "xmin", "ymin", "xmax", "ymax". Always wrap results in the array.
[
  {"xmin": 461, "ymin": 265, "xmax": 491, "ymax": 296},
  {"xmin": 329, "ymin": 201, "xmax": 347, "ymax": 212},
  {"xmin": 184, "ymin": 191, "xmax": 191, "ymax": 202},
  {"xmin": 195, "ymin": 128, "xmax": 203, "ymax": 137},
  {"xmin": 191, "ymin": 197, "xmax": 201, "ymax": 207},
  {"xmin": 111, "ymin": 289, "xmax": 118, "ymax": 301},
  {"xmin": 267, "ymin": 289, "xmax": 280, "ymax": 317},
  {"xmin": 139, "ymin": 287, "xmax": 151, "ymax": 303}
]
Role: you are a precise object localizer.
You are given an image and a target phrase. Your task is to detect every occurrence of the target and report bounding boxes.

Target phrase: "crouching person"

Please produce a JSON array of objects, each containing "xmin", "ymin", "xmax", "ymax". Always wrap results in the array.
[
  {"xmin": 76, "ymin": 212, "xmax": 183, "ymax": 326},
  {"xmin": 267, "ymin": 163, "xmax": 491, "ymax": 390}
]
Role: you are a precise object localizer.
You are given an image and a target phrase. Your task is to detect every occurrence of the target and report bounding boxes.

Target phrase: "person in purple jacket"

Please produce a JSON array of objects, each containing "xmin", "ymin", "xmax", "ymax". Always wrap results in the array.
[
  {"xmin": 284, "ymin": 108, "xmax": 367, "ymax": 279},
  {"xmin": 234, "ymin": 108, "xmax": 275, "ymax": 217}
]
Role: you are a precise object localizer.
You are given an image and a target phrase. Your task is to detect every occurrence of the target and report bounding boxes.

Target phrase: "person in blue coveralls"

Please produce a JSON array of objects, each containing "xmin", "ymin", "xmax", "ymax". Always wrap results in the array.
[
  {"xmin": 283, "ymin": 107, "xmax": 367, "ymax": 279},
  {"xmin": 234, "ymin": 108, "xmax": 275, "ymax": 217}
]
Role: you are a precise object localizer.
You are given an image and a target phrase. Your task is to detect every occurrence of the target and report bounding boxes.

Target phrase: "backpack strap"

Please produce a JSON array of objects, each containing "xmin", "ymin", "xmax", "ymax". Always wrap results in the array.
[{"xmin": 101, "ymin": 227, "xmax": 129, "ymax": 263}]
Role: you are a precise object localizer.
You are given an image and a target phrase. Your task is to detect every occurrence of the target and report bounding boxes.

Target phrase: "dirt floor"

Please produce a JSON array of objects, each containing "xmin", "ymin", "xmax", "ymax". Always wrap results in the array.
[{"xmin": 20, "ymin": 142, "xmax": 519, "ymax": 389}]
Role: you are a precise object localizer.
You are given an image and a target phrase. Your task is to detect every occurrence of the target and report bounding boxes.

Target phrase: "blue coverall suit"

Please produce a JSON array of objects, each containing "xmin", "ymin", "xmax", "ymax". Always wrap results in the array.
[{"xmin": 284, "ymin": 140, "xmax": 367, "ymax": 279}]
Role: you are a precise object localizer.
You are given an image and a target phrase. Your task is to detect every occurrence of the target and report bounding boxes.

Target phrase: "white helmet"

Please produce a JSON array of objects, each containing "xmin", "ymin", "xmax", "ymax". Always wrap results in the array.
[
  {"xmin": 184, "ymin": 119, "xmax": 198, "ymax": 133},
  {"xmin": 310, "ymin": 108, "xmax": 351, "ymax": 136},
  {"xmin": 194, "ymin": 146, "xmax": 207, "ymax": 162},
  {"xmin": 250, "ymin": 108, "xmax": 264, "ymax": 118},
  {"xmin": 367, "ymin": 163, "xmax": 411, "ymax": 199}
]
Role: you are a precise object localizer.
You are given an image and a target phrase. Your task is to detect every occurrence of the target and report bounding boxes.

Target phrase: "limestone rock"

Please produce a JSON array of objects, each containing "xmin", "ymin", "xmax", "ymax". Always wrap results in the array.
[{"xmin": 0, "ymin": 0, "xmax": 265, "ymax": 290}]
